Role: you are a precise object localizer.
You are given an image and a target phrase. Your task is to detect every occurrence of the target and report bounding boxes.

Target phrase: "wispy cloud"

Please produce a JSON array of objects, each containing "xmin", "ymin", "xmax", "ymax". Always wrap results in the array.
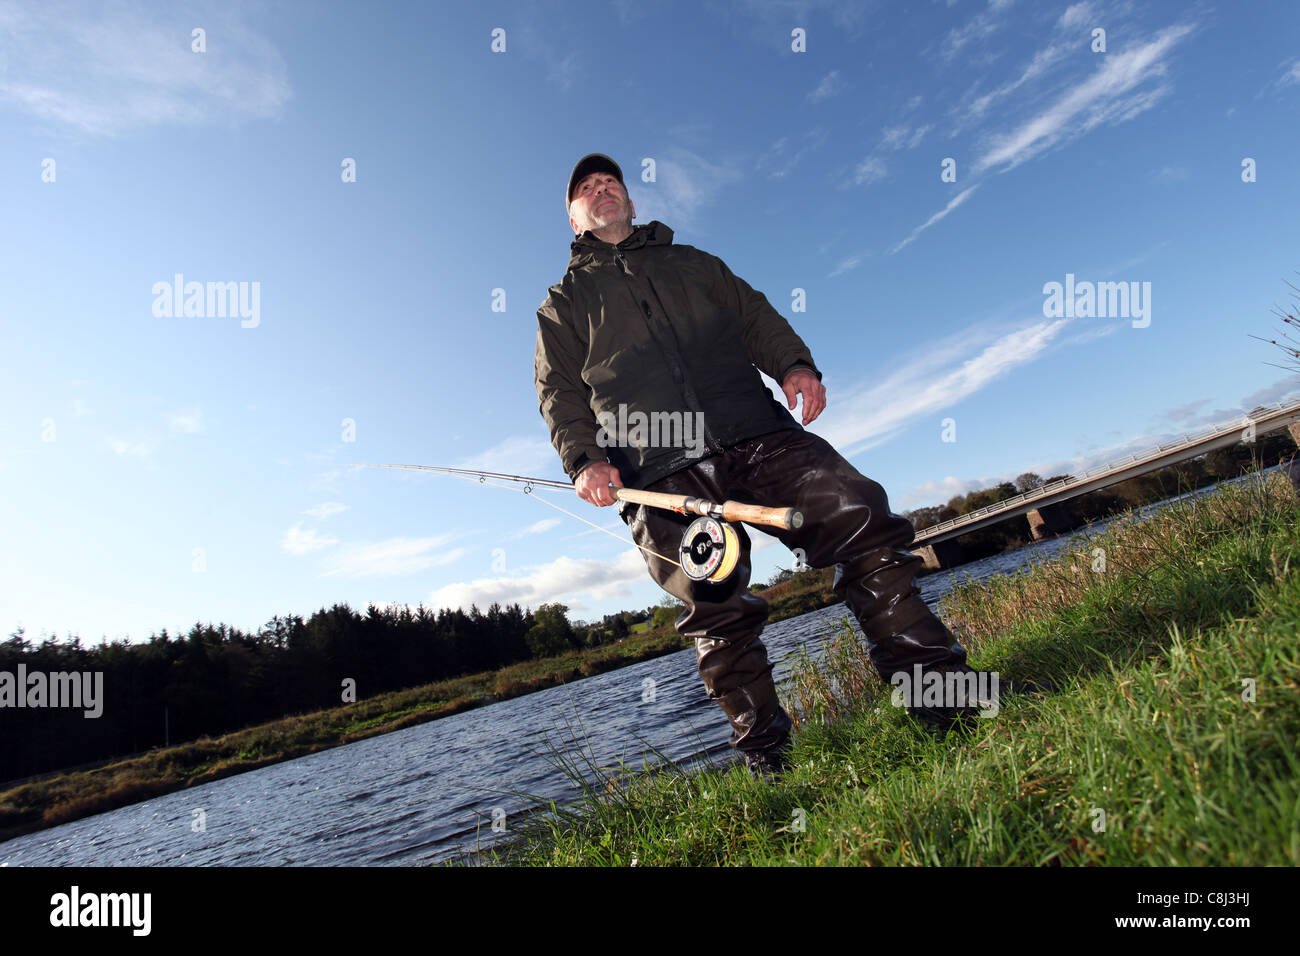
[
  {"xmin": 547, "ymin": 52, "xmax": 580, "ymax": 90},
  {"xmin": 1060, "ymin": 323, "xmax": 1120, "ymax": 348},
  {"xmin": 897, "ymin": 475, "xmax": 990, "ymax": 511},
  {"xmin": 808, "ymin": 70, "xmax": 846, "ymax": 103},
  {"xmin": 1162, "ymin": 398, "xmax": 1211, "ymax": 424},
  {"xmin": 1190, "ymin": 377, "xmax": 1300, "ymax": 424},
  {"xmin": 953, "ymin": 42, "xmax": 1072, "ymax": 132},
  {"xmin": 845, "ymin": 124, "xmax": 929, "ymax": 197},
  {"xmin": 755, "ymin": 128, "xmax": 829, "ymax": 180},
  {"xmin": 972, "ymin": 23, "xmax": 1195, "ymax": 176},
  {"xmin": 1278, "ymin": 59, "xmax": 1300, "ymax": 88},
  {"xmin": 880, "ymin": 124, "xmax": 931, "ymax": 150},
  {"xmin": 281, "ymin": 525, "xmax": 339, "ymax": 556},
  {"xmin": 102, "ymin": 404, "xmax": 203, "ymax": 459},
  {"xmin": 721, "ymin": 0, "xmax": 874, "ymax": 49},
  {"xmin": 167, "ymin": 406, "xmax": 203, "ymax": 434},
  {"xmin": 852, "ymin": 155, "xmax": 887, "ymax": 186},
  {"xmin": 1058, "ymin": 2, "xmax": 1096, "ymax": 30},
  {"xmin": 828, "ymin": 251, "xmax": 870, "ymax": 278},
  {"xmin": 321, "ymin": 535, "xmax": 464, "ymax": 577},
  {"xmin": 815, "ymin": 317, "xmax": 1071, "ymax": 458},
  {"xmin": 890, "ymin": 185, "xmax": 979, "ymax": 254},
  {"xmin": 1096, "ymin": 239, "xmax": 1171, "ymax": 277},
  {"xmin": 0, "ymin": 1, "xmax": 290, "ymax": 136},
  {"xmin": 893, "ymin": 19, "xmax": 1195, "ymax": 253},
  {"xmin": 309, "ymin": 468, "xmax": 343, "ymax": 497},
  {"xmin": 633, "ymin": 147, "xmax": 744, "ymax": 232},
  {"xmin": 303, "ymin": 502, "xmax": 348, "ymax": 520},
  {"xmin": 426, "ymin": 548, "xmax": 647, "ymax": 612},
  {"xmin": 938, "ymin": 0, "xmax": 1016, "ymax": 63},
  {"xmin": 510, "ymin": 518, "xmax": 561, "ymax": 539},
  {"xmin": 948, "ymin": 2, "xmax": 1154, "ymax": 139},
  {"xmin": 458, "ymin": 435, "xmax": 561, "ymax": 479},
  {"xmin": 513, "ymin": 19, "xmax": 582, "ymax": 91},
  {"xmin": 1014, "ymin": 384, "xmax": 1294, "ymax": 494},
  {"xmin": 108, "ymin": 437, "xmax": 151, "ymax": 458}
]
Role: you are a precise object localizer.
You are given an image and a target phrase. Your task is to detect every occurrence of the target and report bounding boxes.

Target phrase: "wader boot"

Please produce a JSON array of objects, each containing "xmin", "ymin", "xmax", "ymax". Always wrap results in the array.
[{"xmin": 698, "ymin": 632, "xmax": 795, "ymax": 774}]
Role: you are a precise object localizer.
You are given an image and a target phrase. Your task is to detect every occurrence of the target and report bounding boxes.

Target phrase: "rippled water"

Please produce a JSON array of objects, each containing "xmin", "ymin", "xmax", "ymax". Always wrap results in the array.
[{"xmin": 2, "ymin": 473, "xmax": 1275, "ymax": 866}]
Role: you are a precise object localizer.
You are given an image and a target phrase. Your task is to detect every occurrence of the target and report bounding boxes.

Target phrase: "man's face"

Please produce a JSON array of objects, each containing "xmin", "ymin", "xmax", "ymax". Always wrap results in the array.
[{"xmin": 569, "ymin": 171, "xmax": 635, "ymax": 235}]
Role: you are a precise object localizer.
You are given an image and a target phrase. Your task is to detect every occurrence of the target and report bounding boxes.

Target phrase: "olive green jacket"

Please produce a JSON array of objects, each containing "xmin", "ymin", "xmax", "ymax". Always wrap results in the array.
[{"xmin": 534, "ymin": 220, "xmax": 820, "ymax": 487}]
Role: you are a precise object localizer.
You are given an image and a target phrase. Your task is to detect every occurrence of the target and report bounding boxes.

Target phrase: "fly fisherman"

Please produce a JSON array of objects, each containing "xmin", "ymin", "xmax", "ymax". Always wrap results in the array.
[{"xmin": 535, "ymin": 153, "xmax": 1003, "ymax": 777}]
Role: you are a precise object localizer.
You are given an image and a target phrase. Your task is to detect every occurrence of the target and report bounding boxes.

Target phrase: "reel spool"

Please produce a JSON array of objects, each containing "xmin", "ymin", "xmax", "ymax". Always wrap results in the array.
[{"xmin": 679, "ymin": 516, "xmax": 740, "ymax": 583}]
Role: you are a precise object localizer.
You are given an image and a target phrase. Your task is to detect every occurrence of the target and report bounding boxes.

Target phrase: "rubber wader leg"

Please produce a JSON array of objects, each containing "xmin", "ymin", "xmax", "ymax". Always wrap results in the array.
[
  {"xmin": 619, "ymin": 460, "xmax": 793, "ymax": 758},
  {"xmin": 728, "ymin": 430, "xmax": 969, "ymax": 683}
]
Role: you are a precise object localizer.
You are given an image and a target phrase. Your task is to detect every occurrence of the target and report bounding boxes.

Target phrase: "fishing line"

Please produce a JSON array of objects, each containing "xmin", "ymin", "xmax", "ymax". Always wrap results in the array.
[
  {"xmin": 349, "ymin": 462, "xmax": 801, "ymax": 584},
  {"xmin": 377, "ymin": 466, "xmax": 686, "ymax": 573},
  {"xmin": 518, "ymin": 484, "xmax": 685, "ymax": 572}
]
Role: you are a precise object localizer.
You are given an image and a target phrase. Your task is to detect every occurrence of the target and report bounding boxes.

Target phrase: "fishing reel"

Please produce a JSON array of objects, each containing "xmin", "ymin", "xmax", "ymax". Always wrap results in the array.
[{"xmin": 678, "ymin": 516, "xmax": 741, "ymax": 583}]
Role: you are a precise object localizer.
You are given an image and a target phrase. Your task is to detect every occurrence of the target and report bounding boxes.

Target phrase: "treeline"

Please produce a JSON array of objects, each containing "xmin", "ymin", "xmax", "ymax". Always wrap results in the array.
[
  {"xmin": 1, "ymin": 600, "xmax": 650, "ymax": 784},
  {"xmin": 901, "ymin": 433, "xmax": 1296, "ymax": 563}
]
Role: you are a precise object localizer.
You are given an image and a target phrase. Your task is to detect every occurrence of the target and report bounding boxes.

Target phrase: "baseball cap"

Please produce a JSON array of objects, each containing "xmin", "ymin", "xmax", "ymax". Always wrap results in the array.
[{"xmin": 566, "ymin": 153, "xmax": 624, "ymax": 209}]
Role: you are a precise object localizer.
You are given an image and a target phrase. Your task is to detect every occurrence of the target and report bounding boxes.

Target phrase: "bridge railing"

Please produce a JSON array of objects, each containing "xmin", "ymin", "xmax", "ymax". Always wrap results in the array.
[{"xmin": 913, "ymin": 400, "xmax": 1296, "ymax": 537}]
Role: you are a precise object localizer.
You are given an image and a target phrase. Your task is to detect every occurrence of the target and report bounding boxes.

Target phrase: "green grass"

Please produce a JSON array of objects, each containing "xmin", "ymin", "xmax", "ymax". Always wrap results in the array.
[{"xmin": 492, "ymin": 470, "xmax": 1300, "ymax": 866}]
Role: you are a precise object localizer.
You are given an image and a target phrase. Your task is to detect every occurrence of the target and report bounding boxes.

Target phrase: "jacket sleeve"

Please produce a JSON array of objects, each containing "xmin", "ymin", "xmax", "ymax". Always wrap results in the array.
[
  {"xmin": 704, "ymin": 253, "xmax": 822, "ymax": 384},
  {"xmin": 535, "ymin": 283, "xmax": 608, "ymax": 480}
]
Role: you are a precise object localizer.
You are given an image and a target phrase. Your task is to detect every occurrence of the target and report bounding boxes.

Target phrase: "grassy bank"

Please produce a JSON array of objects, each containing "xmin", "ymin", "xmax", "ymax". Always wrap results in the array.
[
  {"xmin": 0, "ymin": 624, "xmax": 692, "ymax": 844},
  {"xmin": 497, "ymin": 470, "xmax": 1300, "ymax": 865}
]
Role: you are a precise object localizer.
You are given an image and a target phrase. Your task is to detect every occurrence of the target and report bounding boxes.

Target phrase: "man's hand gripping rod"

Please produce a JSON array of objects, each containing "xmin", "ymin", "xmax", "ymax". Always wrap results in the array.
[{"xmin": 611, "ymin": 488, "xmax": 803, "ymax": 531}]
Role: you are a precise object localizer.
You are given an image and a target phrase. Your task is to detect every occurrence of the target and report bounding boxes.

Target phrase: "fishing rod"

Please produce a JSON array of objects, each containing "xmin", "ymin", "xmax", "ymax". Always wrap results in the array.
[{"xmin": 348, "ymin": 462, "xmax": 804, "ymax": 583}]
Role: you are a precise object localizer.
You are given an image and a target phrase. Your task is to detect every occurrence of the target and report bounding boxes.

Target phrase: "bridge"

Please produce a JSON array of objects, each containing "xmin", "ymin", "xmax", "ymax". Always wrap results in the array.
[{"xmin": 909, "ymin": 398, "xmax": 1300, "ymax": 570}]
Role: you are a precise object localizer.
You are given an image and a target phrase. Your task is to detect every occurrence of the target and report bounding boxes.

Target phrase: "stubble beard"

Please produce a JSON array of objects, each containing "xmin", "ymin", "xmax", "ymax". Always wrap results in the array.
[{"xmin": 583, "ymin": 195, "xmax": 631, "ymax": 232}]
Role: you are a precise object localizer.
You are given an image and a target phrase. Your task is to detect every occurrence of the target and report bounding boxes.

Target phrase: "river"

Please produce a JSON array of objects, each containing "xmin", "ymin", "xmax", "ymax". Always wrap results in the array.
[{"xmin": 0, "ymin": 472, "xmax": 1278, "ymax": 866}]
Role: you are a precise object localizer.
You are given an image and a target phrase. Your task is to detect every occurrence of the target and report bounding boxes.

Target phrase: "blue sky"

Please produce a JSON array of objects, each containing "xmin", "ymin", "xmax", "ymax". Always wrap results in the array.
[{"xmin": 2, "ymin": 0, "xmax": 1298, "ymax": 644}]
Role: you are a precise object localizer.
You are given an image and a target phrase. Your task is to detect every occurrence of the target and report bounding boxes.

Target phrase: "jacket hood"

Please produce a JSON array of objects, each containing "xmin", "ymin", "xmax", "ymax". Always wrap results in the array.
[{"xmin": 567, "ymin": 220, "xmax": 674, "ymax": 270}]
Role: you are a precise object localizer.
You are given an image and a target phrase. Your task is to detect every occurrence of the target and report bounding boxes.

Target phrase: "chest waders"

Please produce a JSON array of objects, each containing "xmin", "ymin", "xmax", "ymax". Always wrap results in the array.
[{"xmin": 620, "ymin": 429, "xmax": 972, "ymax": 772}]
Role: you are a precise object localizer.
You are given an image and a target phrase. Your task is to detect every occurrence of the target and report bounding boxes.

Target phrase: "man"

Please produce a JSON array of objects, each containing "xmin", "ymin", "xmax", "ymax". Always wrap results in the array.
[{"xmin": 535, "ymin": 153, "xmax": 988, "ymax": 777}]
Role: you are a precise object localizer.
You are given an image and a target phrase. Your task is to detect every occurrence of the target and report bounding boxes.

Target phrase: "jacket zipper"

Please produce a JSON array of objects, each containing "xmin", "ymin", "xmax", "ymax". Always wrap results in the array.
[
  {"xmin": 641, "ymin": 272, "xmax": 723, "ymax": 456},
  {"xmin": 605, "ymin": 238, "xmax": 730, "ymax": 462}
]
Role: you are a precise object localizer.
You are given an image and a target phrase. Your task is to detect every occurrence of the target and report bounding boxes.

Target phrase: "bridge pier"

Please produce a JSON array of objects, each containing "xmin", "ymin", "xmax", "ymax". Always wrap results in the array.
[
  {"xmin": 1026, "ymin": 503, "xmax": 1072, "ymax": 540},
  {"xmin": 915, "ymin": 539, "xmax": 965, "ymax": 571}
]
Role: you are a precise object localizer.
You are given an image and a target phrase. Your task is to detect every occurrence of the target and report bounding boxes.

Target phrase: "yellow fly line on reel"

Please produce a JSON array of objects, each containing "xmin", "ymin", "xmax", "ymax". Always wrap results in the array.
[{"xmin": 678, "ymin": 516, "xmax": 741, "ymax": 583}]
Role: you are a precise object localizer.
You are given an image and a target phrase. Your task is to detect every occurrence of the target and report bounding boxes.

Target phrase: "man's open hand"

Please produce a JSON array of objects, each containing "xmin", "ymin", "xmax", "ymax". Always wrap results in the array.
[
  {"xmin": 782, "ymin": 368, "xmax": 826, "ymax": 425},
  {"xmin": 575, "ymin": 461, "xmax": 624, "ymax": 506}
]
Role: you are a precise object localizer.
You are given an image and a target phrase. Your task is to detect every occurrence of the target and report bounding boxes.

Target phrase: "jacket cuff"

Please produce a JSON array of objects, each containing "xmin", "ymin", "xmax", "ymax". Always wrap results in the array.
[
  {"xmin": 566, "ymin": 449, "xmax": 608, "ymax": 481},
  {"xmin": 781, "ymin": 361, "xmax": 822, "ymax": 383}
]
